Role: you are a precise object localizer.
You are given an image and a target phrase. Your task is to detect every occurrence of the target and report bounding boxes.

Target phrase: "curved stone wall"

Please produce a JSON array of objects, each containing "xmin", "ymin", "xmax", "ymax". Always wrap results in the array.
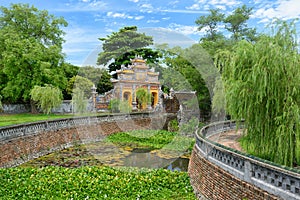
[
  {"xmin": 188, "ymin": 120, "xmax": 300, "ymax": 200},
  {"xmin": 0, "ymin": 112, "xmax": 175, "ymax": 168}
]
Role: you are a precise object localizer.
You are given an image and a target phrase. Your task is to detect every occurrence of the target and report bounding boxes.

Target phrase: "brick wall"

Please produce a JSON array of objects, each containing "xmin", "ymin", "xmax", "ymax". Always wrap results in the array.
[
  {"xmin": 188, "ymin": 147, "xmax": 281, "ymax": 200},
  {"xmin": 0, "ymin": 116, "xmax": 169, "ymax": 168}
]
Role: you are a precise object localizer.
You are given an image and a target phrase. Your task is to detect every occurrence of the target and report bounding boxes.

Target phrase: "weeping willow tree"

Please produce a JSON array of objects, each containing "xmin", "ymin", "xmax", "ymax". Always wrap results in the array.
[
  {"xmin": 217, "ymin": 20, "xmax": 300, "ymax": 167},
  {"xmin": 30, "ymin": 85, "xmax": 63, "ymax": 115}
]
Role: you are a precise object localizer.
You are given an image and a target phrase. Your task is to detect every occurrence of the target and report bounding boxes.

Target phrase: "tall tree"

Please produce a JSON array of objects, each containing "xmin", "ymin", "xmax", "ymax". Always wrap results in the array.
[
  {"xmin": 0, "ymin": 4, "xmax": 67, "ymax": 111},
  {"xmin": 78, "ymin": 66, "xmax": 104, "ymax": 85},
  {"xmin": 66, "ymin": 75, "xmax": 94, "ymax": 99},
  {"xmin": 159, "ymin": 45, "xmax": 212, "ymax": 119},
  {"xmin": 218, "ymin": 20, "xmax": 300, "ymax": 167},
  {"xmin": 97, "ymin": 26, "xmax": 161, "ymax": 74},
  {"xmin": 96, "ymin": 70, "xmax": 113, "ymax": 94},
  {"xmin": 195, "ymin": 8, "xmax": 225, "ymax": 42},
  {"xmin": 224, "ymin": 5, "xmax": 257, "ymax": 41},
  {"xmin": 61, "ymin": 63, "xmax": 79, "ymax": 100}
]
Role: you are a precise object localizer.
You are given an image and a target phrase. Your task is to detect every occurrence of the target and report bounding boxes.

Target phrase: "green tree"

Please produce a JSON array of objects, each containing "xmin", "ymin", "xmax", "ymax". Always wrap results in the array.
[
  {"xmin": 97, "ymin": 26, "xmax": 153, "ymax": 65},
  {"xmin": 159, "ymin": 45, "xmax": 214, "ymax": 118},
  {"xmin": 0, "ymin": 95, "xmax": 3, "ymax": 112},
  {"xmin": 78, "ymin": 66, "xmax": 104, "ymax": 85},
  {"xmin": 195, "ymin": 8, "xmax": 225, "ymax": 42},
  {"xmin": 97, "ymin": 26, "xmax": 161, "ymax": 75},
  {"xmin": 136, "ymin": 88, "xmax": 151, "ymax": 110},
  {"xmin": 72, "ymin": 89, "xmax": 87, "ymax": 114},
  {"xmin": 30, "ymin": 85, "xmax": 63, "ymax": 114},
  {"xmin": 107, "ymin": 48, "xmax": 162, "ymax": 73},
  {"xmin": 224, "ymin": 5, "xmax": 257, "ymax": 41},
  {"xmin": 108, "ymin": 98, "xmax": 120, "ymax": 113},
  {"xmin": 0, "ymin": 4, "xmax": 67, "ymax": 111},
  {"xmin": 218, "ymin": 20, "xmax": 300, "ymax": 167},
  {"xmin": 96, "ymin": 70, "xmax": 113, "ymax": 94},
  {"xmin": 67, "ymin": 75, "xmax": 94, "ymax": 99},
  {"xmin": 61, "ymin": 63, "xmax": 79, "ymax": 100}
]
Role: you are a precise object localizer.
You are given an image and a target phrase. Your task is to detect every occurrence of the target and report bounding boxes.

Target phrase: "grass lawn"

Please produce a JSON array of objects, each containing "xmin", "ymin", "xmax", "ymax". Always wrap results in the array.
[{"xmin": 0, "ymin": 113, "xmax": 75, "ymax": 127}]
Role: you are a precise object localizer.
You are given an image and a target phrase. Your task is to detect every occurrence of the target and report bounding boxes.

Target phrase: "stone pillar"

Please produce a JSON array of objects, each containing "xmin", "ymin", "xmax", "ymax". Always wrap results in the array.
[
  {"xmin": 132, "ymin": 84, "xmax": 138, "ymax": 111},
  {"xmin": 119, "ymin": 84, "xmax": 123, "ymax": 100},
  {"xmin": 147, "ymin": 85, "xmax": 152, "ymax": 110},
  {"xmin": 91, "ymin": 84, "xmax": 98, "ymax": 110}
]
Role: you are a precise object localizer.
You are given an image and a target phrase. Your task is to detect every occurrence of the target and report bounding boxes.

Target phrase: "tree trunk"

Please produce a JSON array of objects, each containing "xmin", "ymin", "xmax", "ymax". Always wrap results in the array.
[{"xmin": 30, "ymin": 99, "xmax": 38, "ymax": 114}]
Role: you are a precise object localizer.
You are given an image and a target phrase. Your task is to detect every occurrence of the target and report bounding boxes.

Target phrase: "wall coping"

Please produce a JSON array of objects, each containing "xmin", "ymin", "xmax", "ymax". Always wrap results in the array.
[
  {"xmin": 196, "ymin": 120, "xmax": 300, "ymax": 200},
  {"xmin": 0, "ymin": 112, "xmax": 169, "ymax": 142}
]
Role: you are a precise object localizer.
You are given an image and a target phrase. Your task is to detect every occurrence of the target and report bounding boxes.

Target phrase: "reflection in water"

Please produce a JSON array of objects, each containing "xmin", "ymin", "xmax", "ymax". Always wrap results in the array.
[
  {"xmin": 122, "ymin": 152, "xmax": 189, "ymax": 172},
  {"xmin": 165, "ymin": 157, "xmax": 190, "ymax": 172},
  {"xmin": 21, "ymin": 141, "xmax": 190, "ymax": 171}
]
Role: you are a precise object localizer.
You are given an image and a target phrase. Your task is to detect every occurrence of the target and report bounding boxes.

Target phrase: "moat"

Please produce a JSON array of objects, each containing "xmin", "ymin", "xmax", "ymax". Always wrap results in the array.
[{"xmin": 20, "ymin": 140, "xmax": 190, "ymax": 171}]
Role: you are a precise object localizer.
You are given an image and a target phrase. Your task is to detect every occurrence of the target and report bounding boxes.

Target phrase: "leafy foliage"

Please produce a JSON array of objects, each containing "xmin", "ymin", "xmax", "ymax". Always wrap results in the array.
[
  {"xmin": 106, "ymin": 130, "xmax": 177, "ymax": 150},
  {"xmin": 108, "ymin": 98, "xmax": 121, "ymax": 113},
  {"xmin": 67, "ymin": 75, "xmax": 94, "ymax": 99},
  {"xmin": 159, "ymin": 45, "xmax": 212, "ymax": 118},
  {"xmin": 78, "ymin": 66, "xmax": 104, "ymax": 85},
  {"xmin": 30, "ymin": 85, "xmax": 63, "ymax": 114},
  {"xmin": 106, "ymin": 130, "xmax": 195, "ymax": 153},
  {"xmin": 61, "ymin": 63, "xmax": 79, "ymax": 100},
  {"xmin": 195, "ymin": 5, "xmax": 258, "ymax": 57},
  {"xmin": 119, "ymin": 100, "xmax": 132, "ymax": 113},
  {"xmin": 0, "ymin": 166, "xmax": 196, "ymax": 200},
  {"xmin": 0, "ymin": 94, "xmax": 2, "ymax": 112},
  {"xmin": 136, "ymin": 88, "xmax": 151, "ymax": 110},
  {"xmin": 97, "ymin": 26, "xmax": 161, "ymax": 77},
  {"xmin": 218, "ymin": 20, "xmax": 300, "ymax": 167},
  {"xmin": 0, "ymin": 4, "xmax": 67, "ymax": 106},
  {"xmin": 97, "ymin": 26, "xmax": 153, "ymax": 66},
  {"xmin": 224, "ymin": 5, "xmax": 257, "ymax": 41},
  {"xmin": 72, "ymin": 89, "xmax": 87, "ymax": 114},
  {"xmin": 96, "ymin": 70, "xmax": 113, "ymax": 94},
  {"xmin": 107, "ymin": 48, "xmax": 162, "ymax": 74},
  {"xmin": 195, "ymin": 8, "xmax": 225, "ymax": 42}
]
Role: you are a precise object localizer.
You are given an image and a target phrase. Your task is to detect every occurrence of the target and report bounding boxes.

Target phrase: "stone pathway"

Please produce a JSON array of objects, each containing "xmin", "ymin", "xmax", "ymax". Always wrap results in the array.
[{"xmin": 207, "ymin": 129, "xmax": 244, "ymax": 152}]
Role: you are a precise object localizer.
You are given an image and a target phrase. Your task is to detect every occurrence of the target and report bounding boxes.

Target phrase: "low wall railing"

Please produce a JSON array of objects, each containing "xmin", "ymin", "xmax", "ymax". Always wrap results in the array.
[
  {"xmin": 196, "ymin": 120, "xmax": 300, "ymax": 200},
  {"xmin": 0, "ymin": 112, "xmax": 157, "ymax": 142}
]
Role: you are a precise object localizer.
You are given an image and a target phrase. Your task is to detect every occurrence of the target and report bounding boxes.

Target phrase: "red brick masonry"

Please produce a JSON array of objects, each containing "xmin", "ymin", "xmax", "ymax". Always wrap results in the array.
[
  {"xmin": 188, "ymin": 146, "xmax": 281, "ymax": 200},
  {"xmin": 0, "ymin": 117, "xmax": 163, "ymax": 167}
]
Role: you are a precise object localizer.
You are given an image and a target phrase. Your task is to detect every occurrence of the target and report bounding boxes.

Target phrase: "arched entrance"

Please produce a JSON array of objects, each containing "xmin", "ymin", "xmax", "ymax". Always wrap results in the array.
[
  {"xmin": 123, "ymin": 92, "xmax": 132, "ymax": 106},
  {"xmin": 151, "ymin": 92, "xmax": 158, "ymax": 108}
]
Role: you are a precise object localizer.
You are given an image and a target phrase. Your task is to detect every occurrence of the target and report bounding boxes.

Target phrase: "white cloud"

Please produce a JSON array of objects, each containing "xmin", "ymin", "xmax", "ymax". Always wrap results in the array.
[
  {"xmin": 252, "ymin": 0, "xmax": 300, "ymax": 21},
  {"xmin": 203, "ymin": 5, "xmax": 210, "ymax": 10},
  {"xmin": 209, "ymin": 0, "xmax": 241, "ymax": 6},
  {"xmin": 162, "ymin": 17, "xmax": 170, "ymax": 20},
  {"xmin": 107, "ymin": 12, "xmax": 127, "ymax": 18},
  {"xmin": 216, "ymin": 5, "xmax": 226, "ymax": 10},
  {"xmin": 135, "ymin": 16, "xmax": 144, "ymax": 20},
  {"xmin": 140, "ymin": 3, "xmax": 153, "ymax": 9},
  {"xmin": 168, "ymin": 0, "xmax": 180, "ymax": 6},
  {"xmin": 147, "ymin": 20, "xmax": 160, "ymax": 23},
  {"xmin": 160, "ymin": 9, "xmax": 208, "ymax": 14},
  {"xmin": 140, "ymin": 3, "xmax": 154, "ymax": 13},
  {"xmin": 167, "ymin": 23, "xmax": 200, "ymax": 35},
  {"xmin": 128, "ymin": 0, "xmax": 139, "ymax": 2},
  {"xmin": 186, "ymin": 4, "xmax": 201, "ymax": 10},
  {"xmin": 106, "ymin": 12, "xmax": 144, "ymax": 21},
  {"xmin": 56, "ymin": 1, "xmax": 107, "ymax": 12}
]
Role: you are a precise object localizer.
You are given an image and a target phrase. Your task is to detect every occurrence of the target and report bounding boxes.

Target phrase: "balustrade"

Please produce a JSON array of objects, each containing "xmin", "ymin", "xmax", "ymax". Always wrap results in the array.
[{"xmin": 195, "ymin": 120, "xmax": 300, "ymax": 200}]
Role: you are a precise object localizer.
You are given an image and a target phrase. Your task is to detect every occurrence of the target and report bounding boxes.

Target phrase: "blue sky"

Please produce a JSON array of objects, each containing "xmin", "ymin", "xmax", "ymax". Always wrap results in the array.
[{"xmin": 1, "ymin": 0, "xmax": 300, "ymax": 66}]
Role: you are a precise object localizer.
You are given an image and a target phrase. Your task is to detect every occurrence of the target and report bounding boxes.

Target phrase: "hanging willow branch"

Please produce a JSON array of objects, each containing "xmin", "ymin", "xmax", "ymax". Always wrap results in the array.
[{"xmin": 217, "ymin": 20, "xmax": 300, "ymax": 167}]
